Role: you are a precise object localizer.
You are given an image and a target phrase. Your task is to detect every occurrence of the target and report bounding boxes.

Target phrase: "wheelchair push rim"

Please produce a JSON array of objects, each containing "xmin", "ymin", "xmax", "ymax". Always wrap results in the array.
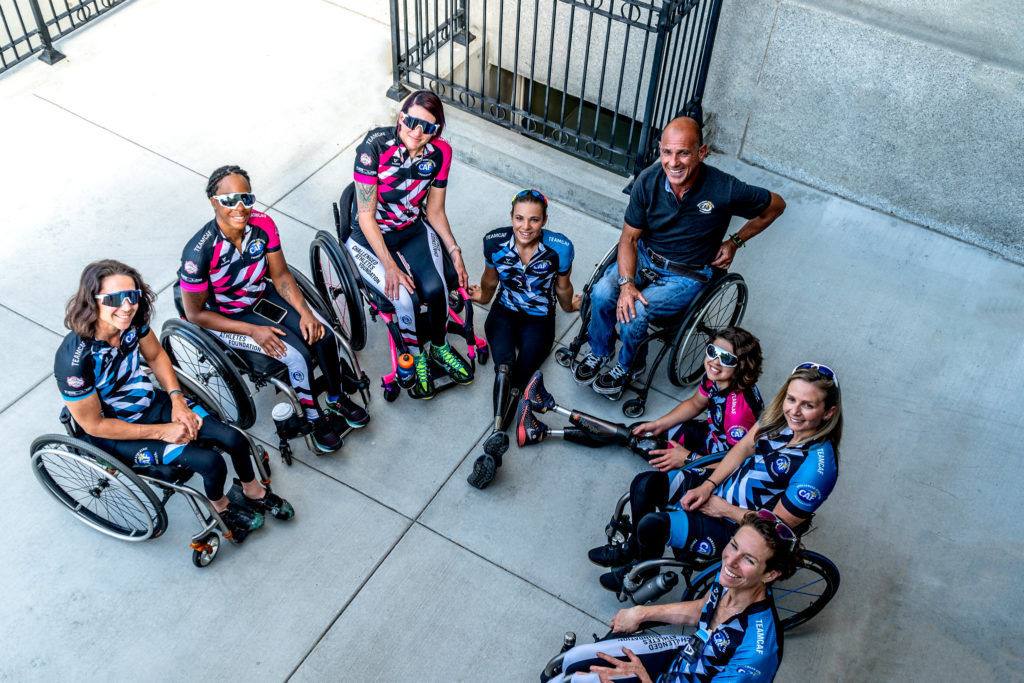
[
  {"xmin": 31, "ymin": 434, "xmax": 167, "ymax": 542},
  {"xmin": 310, "ymin": 231, "xmax": 368, "ymax": 351},
  {"xmin": 669, "ymin": 273, "xmax": 748, "ymax": 387}
]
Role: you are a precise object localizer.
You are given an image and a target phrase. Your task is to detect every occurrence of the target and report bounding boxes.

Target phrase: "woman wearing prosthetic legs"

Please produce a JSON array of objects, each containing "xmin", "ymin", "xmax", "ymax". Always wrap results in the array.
[{"xmin": 465, "ymin": 189, "xmax": 579, "ymax": 488}]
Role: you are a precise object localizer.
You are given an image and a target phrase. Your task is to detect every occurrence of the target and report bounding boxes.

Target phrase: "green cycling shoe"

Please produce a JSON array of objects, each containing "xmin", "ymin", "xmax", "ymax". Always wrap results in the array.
[
  {"xmin": 430, "ymin": 342, "xmax": 473, "ymax": 385},
  {"xmin": 411, "ymin": 352, "xmax": 435, "ymax": 399}
]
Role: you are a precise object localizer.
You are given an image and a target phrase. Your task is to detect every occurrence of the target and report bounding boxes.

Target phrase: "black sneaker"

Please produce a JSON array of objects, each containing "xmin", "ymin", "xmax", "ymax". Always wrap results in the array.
[
  {"xmin": 515, "ymin": 398, "xmax": 549, "ymax": 447},
  {"xmin": 245, "ymin": 490, "xmax": 295, "ymax": 520},
  {"xmin": 467, "ymin": 454, "xmax": 497, "ymax": 489},
  {"xmin": 573, "ymin": 352, "xmax": 608, "ymax": 386},
  {"xmin": 220, "ymin": 501, "xmax": 264, "ymax": 538},
  {"xmin": 599, "ymin": 563, "xmax": 653, "ymax": 593},
  {"xmin": 588, "ymin": 541, "xmax": 635, "ymax": 568},
  {"xmin": 524, "ymin": 371, "xmax": 556, "ymax": 413},
  {"xmin": 327, "ymin": 396, "xmax": 370, "ymax": 429},
  {"xmin": 594, "ymin": 362, "xmax": 645, "ymax": 396},
  {"xmin": 483, "ymin": 429, "xmax": 509, "ymax": 464},
  {"xmin": 312, "ymin": 417, "xmax": 343, "ymax": 452}
]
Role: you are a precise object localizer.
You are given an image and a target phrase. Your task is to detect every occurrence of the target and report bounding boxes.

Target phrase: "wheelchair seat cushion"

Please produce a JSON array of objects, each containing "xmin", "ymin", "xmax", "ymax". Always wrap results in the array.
[
  {"xmin": 135, "ymin": 464, "xmax": 193, "ymax": 485},
  {"xmin": 234, "ymin": 347, "xmax": 291, "ymax": 380}
]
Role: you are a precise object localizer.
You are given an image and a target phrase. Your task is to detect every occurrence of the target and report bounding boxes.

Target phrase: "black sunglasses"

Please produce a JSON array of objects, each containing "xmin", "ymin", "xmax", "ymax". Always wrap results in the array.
[
  {"xmin": 95, "ymin": 289, "xmax": 142, "ymax": 308},
  {"xmin": 401, "ymin": 113, "xmax": 439, "ymax": 135}
]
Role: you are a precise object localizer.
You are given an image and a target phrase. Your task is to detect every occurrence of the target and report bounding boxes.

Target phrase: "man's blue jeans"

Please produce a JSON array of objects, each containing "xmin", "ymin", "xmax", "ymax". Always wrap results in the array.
[{"xmin": 586, "ymin": 246, "xmax": 711, "ymax": 368}]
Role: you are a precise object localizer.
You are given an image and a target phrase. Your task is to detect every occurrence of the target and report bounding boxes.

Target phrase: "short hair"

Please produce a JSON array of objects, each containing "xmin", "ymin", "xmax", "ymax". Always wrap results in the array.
[
  {"xmin": 206, "ymin": 165, "xmax": 251, "ymax": 198},
  {"xmin": 713, "ymin": 326, "xmax": 763, "ymax": 393},
  {"xmin": 64, "ymin": 260, "xmax": 155, "ymax": 339},
  {"xmin": 401, "ymin": 90, "xmax": 446, "ymax": 138},
  {"xmin": 738, "ymin": 511, "xmax": 803, "ymax": 582}
]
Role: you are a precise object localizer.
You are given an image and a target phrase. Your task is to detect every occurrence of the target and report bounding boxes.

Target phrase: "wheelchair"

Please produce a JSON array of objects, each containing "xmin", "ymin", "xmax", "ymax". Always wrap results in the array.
[
  {"xmin": 307, "ymin": 182, "xmax": 488, "ymax": 403},
  {"xmin": 554, "ymin": 244, "xmax": 748, "ymax": 418},
  {"xmin": 159, "ymin": 263, "xmax": 371, "ymax": 465},
  {"xmin": 30, "ymin": 375, "xmax": 277, "ymax": 568}
]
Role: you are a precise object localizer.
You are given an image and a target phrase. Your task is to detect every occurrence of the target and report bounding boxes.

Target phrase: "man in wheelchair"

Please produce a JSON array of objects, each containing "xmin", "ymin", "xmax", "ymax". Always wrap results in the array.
[
  {"xmin": 56, "ymin": 260, "xmax": 294, "ymax": 538},
  {"xmin": 545, "ymin": 512, "xmax": 796, "ymax": 683},
  {"xmin": 572, "ymin": 116, "xmax": 785, "ymax": 398}
]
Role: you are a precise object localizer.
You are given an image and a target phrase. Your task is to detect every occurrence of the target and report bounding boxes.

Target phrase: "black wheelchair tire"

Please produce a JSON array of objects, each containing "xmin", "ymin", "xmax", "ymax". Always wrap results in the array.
[
  {"xmin": 160, "ymin": 319, "xmax": 256, "ymax": 429},
  {"xmin": 31, "ymin": 434, "xmax": 168, "ymax": 541},
  {"xmin": 668, "ymin": 273, "xmax": 748, "ymax": 388},
  {"xmin": 310, "ymin": 231, "xmax": 368, "ymax": 351},
  {"xmin": 684, "ymin": 549, "xmax": 840, "ymax": 631}
]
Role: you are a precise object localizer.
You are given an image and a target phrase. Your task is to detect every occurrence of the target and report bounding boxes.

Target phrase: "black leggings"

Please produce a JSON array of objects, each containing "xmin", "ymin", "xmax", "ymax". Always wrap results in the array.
[
  {"xmin": 484, "ymin": 303, "xmax": 556, "ymax": 390},
  {"xmin": 87, "ymin": 392, "xmax": 254, "ymax": 500}
]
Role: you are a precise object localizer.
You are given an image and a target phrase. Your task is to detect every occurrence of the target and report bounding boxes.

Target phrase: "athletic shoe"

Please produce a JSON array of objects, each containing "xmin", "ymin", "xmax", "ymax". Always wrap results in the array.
[
  {"xmin": 220, "ymin": 501, "xmax": 264, "ymax": 537},
  {"xmin": 573, "ymin": 352, "xmax": 607, "ymax": 385},
  {"xmin": 244, "ymin": 490, "xmax": 295, "ymax": 521},
  {"xmin": 430, "ymin": 343, "xmax": 473, "ymax": 384},
  {"xmin": 483, "ymin": 429, "xmax": 510, "ymax": 464},
  {"xmin": 467, "ymin": 454, "xmax": 497, "ymax": 489},
  {"xmin": 599, "ymin": 563, "xmax": 653, "ymax": 593},
  {"xmin": 524, "ymin": 371, "xmax": 556, "ymax": 413},
  {"xmin": 311, "ymin": 417, "xmax": 343, "ymax": 452},
  {"xmin": 411, "ymin": 353, "xmax": 435, "ymax": 400},
  {"xmin": 326, "ymin": 396, "xmax": 370, "ymax": 429},
  {"xmin": 588, "ymin": 541, "xmax": 635, "ymax": 568},
  {"xmin": 594, "ymin": 362, "xmax": 645, "ymax": 396},
  {"xmin": 516, "ymin": 398, "xmax": 549, "ymax": 447}
]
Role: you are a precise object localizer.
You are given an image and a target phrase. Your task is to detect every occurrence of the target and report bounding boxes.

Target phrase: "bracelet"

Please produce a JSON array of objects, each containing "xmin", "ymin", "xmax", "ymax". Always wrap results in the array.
[
  {"xmin": 705, "ymin": 478, "xmax": 718, "ymax": 488},
  {"xmin": 168, "ymin": 390, "xmax": 183, "ymax": 398},
  {"xmin": 448, "ymin": 244, "xmax": 462, "ymax": 255},
  {"xmin": 729, "ymin": 233, "xmax": 745, "ymax": 248}
]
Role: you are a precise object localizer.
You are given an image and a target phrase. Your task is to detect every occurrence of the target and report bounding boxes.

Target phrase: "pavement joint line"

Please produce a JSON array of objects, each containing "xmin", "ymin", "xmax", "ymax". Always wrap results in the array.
[
  {"xmin": 317, "ymin": 0, "xmax": 390, "ymax": 27},
  {"xmin": 267, "ymin": 131, "xmax": 365, "ymax": 210},
  {"xmin": 0, "ymin": 374, "xmax": 51, "ymax": 416},
  {"xmin": 756, "ymin": 2, "xmax": 782, "ymax": 87},
  {"xmin": 32, "ymin": 94, "xmax": 207, "ymax": 182},
  {"xmin": 0, "ymin": 300, "xmax": 64, "ymax": 337}
]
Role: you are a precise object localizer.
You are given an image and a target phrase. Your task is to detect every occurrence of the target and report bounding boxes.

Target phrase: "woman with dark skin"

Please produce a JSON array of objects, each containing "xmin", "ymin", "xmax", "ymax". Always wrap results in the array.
[
  {"xmin": 179, "ymin": 165, "xmax": 368, "ymax": 452},
  {"xmin": 55, "ymin": 260, "xmax": 293, "ymax": 536}
]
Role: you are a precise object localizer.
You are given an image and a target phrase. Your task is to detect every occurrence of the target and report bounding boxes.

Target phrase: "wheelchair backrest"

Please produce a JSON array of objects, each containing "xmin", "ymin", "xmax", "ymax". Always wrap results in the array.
[
  {"xmin": 172, "ymin": 282, "xmax": 186, "ymax": 319},
  {"xmin": 60, "ymin": 406, "xmax": 85, "ymax": 439},
  {"xmin": 335, "ymin": 183, "xmax": 356, "ymax": 244}
]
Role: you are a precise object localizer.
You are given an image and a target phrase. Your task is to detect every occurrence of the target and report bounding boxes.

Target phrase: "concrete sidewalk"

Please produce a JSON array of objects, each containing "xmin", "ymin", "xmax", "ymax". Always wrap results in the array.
[{"xmin": 2, "ymin": 1, "xmax": 1022, "ymax": 681}]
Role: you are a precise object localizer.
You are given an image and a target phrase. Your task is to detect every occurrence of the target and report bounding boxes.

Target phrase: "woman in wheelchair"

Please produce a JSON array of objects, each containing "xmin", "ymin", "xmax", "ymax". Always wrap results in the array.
[
  {"xmin": 464, "ymin": 188, "xmax": 580, "ymax": 489},
  {"xmin": 55, "ymin": 260, "xmax": 293, "ymax": 537},
  {"xmin": 548, "ymin": 512, "xmax": 795, "ymax": 683},
  {"xmin": 346, "ymin": 90, "xmax": 471, "ymax": 399},
  {"xmin": 179, "ymin": 165, "xmax": 369, "ymax": 453},
  {"xmin": 514, "ymin": 327, "xmax": 762, "ymax": 467},
  {"xmin": 589, "ymin": 364, "xmax": 841, "ymax": 593}
]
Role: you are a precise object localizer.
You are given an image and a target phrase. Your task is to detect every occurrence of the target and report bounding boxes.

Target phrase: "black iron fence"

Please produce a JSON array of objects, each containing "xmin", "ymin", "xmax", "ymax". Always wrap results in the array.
[
  {"xmin": 388, "ymin": 0, "xmax": 723, "ymax": 176},
  {"xmin": 1, "ymin": 0, "xmax": 131, "ymax": 74}
]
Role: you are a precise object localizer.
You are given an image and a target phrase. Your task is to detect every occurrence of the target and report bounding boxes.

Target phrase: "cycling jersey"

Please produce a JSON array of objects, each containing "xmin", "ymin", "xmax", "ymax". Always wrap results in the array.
[
  {"xmin": 694, "ymin": 375, "xmax": 763, "ymax": 452},
  {"xmin": 178, "ymin": 211, "xmax": 281, "ymax": 314},
  {"xmin": 353, "ymin": 125, "xmax": 452, "ymax": 232},
  {"xmin": 482, "ymin": 227, "xmax": 574, "ymax": 316},
  {"xmin": 54, "ymin": 325, "xmax": 154, "ymax": 422},
  {"xmin": 717, "ymin": 426, "xmax": 838, "ymax": 519}
]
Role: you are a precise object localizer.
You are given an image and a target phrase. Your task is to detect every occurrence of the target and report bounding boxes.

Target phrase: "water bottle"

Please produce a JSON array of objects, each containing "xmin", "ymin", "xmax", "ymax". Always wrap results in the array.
[
  {"xmin": 397, "ymin": 353, "xmax": 416, "ymax": 387},
  {"xmin": 629, "ymin": 571, "xmax": 678, "ymax": 604},
  {"xmin": 560, "ymin": 632, "xmax": 576, "ymax": 653}
]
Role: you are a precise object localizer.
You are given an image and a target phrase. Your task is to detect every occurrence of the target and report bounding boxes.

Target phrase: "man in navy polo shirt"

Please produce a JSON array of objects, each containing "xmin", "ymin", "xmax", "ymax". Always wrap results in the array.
[{"xmin": 574, "ymin": 117, "xmax": 786, "ymax": 396}]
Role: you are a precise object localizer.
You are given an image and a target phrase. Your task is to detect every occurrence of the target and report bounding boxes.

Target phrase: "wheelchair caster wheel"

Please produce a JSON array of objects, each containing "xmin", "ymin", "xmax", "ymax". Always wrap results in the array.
[
  {"xmin": 477, "ymin": 345, "xmax": 489, "ymax": 366},
  {"xmin": 280, "ymin": 443, "xmax": 293, "ymax": 466},
  {"xmin": 191, "ymin": 532, "xmax": 220, "ymax": 568},
  {"xmin": 449, "ymin": 291, "xmax": 465, "ymax": 313},
  {"xmin": 554, "ymin": 347, "xmax": 573, "ymax": 368},
  {"xmin": 622, "ymin": 399, "xmax": 646, "ymax": 418},
  {"xmin": 259, "ymin": 446, "xmax": 271, "ymax": 478},
  {"xmin": 383, "ymin": 382, "xmax": 400, "ymax": 402}
]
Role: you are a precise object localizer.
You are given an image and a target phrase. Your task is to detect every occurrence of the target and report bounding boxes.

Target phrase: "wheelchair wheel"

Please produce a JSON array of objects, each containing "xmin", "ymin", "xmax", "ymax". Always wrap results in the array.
[
  {"xmin": 31, "ymin": 434, "xmax": 167, "ymax": 541},
  {"xmin": 191, "ymin": 532, "xmax": 220, "ymax": 568},
  {"xmin": 310, "ymin": 231, "xmax": 367, "ymax": 350},
  {"xmin": 161, "ymin": 319, "xmax": 256, "ymax": 429},
  {"xmin": 668, "ymin": 273, "xmax": 747, "ymax": 387},
  {"xmin": 685, "ymin": 550, "xmax": 839, "ymax": 631}
]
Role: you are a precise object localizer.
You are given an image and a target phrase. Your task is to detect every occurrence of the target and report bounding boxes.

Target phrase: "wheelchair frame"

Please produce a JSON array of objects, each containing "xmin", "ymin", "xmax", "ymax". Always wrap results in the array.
[
  {"xmin": 554, "ymin": 245, "xmax": 748, "ymax": 418},
  {"xmin": 308, "ymin": 183, "xmax": 488, "ymax": 403},
  {"xmin": 30, "ymin": 374, "xmax": 276, "ymax": 568},
  {"xmin": 160, "ymin": 264, "xmax": 371, "ymax": 464}
]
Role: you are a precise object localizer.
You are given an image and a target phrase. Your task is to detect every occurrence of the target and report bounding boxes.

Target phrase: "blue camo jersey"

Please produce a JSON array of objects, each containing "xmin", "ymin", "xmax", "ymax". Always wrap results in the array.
[
  {"xmin": 718, "ymin": 426, "xmax": 838, "ymax": 519},
  {"xmin": 482, "ymin": 227, "xmax": 574, "ymax": 316},
  {"xmin": 54, "ymin": 326, "xmax": 155, "ymax": 422},
  {"xmin": 660, "ymin": 582, "xmax": 781, "ymax": 683}
]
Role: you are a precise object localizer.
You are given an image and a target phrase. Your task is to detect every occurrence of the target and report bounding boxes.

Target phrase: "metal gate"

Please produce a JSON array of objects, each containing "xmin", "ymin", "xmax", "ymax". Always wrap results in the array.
[
  {"xmin": 1, "ymin": 0, "xmax": 131, "ymax": 75},
  {"xmin": 388, "ymin": 0, "xmax": 724, "ymax": 176}
]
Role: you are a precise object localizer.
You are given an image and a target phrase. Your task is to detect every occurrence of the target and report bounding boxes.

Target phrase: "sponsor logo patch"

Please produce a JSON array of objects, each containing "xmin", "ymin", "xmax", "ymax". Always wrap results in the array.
[
  {"xmin": 416, "ymin": 159, "xmax": 435, "ymax": 174},
  {"xmin": 796, "ymin": 484, "xmax": 821, "ymax": 503},
  {"xmin": 247, "ymin": 239, "xmax": 266, "ymax": 257},
  {"xmin": 770, "ymin": 455, "xmax": 791, "ymax": 477},
  {"xmin": 737, "ymin": 666, "xmax": 761, "ymax": 676},
  {"xmin": 728, "ymin": 426, "xmax": 747, "ymax": 441},
  {"xmin": 123, "ymin": 329, "xmax": 137, "ymax": 346},
  {"xmin": 292, "ymin": 371, "xmax": 304, "ymax": 383},
  {"xmin": 359, "ymin": 152, "xmax": 372, "ymax": 166},
  {"xmin": 692, "ymin": 538, "xmax": 716, "ymax": 556},
  {"xmin": 532, "ymin": 261, "xmax": 552, "ymax": 273},
  {"xmin": 697, "ymin": 200, "xmax": 714, "ymax": 214},
  {"xmin": 183, "ymin": 260, "xmax": 198, "ymax": 275},
  {"xmin": 67, "ymin": 376, "xmax": 85, "ymax": 389},
  {"xmin": 712, "ymin": 631, "xmax": 729, "ymax": 651},
  {"xmin": 134, "ymin": 448, "xmax": 156, "ymax": 466},
  {"xmin": 400, "ymin": 315, "xmax": 413, "ymax": 325}
]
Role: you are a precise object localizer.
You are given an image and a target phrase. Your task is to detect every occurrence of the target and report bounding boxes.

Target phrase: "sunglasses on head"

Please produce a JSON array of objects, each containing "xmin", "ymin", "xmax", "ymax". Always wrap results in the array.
[
  {"xmin": 755, "ymin": 509, "xmax": 798, "ymax": 549},
  {"xmin": 212, "ymin": 192, "xmax": 256, "ymax": 209},
  {"xmin": 512, "ymin": 188, "xmax": 548, "ymax": 207},
  {"xmin": 706, "ymin": 343, "xmax": 738, "ymax": 367},
  {"xmin": 401, "ymin": 113, "xmax": 439, "ymax": 135},
  {"xmin": 95, "ymin": 289, "xmax": 142, "ymax": 308},
  {"xmin": 793, "ymin": 362, "xmax": 839, "ymax": 388}
]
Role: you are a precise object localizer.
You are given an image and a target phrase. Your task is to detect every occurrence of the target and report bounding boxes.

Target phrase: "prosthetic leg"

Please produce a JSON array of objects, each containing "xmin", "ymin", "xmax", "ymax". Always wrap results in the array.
[
  {"xmin": 515, "ymin": 371, "xmax": 667, "ymax": 459},
  {"xmin": 468, "ymin": 364, "xmax": 520, "ymax": 489}
]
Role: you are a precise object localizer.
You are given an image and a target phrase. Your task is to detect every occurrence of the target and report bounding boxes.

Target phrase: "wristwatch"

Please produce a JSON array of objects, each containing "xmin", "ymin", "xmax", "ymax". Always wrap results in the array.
[
  {"xmin": 729, "ymin": 233, "xmax": 745, "ymax": 248},
  {"xmin": 617, "ymin": 276, "xmax": 634, "ymax": 287}
]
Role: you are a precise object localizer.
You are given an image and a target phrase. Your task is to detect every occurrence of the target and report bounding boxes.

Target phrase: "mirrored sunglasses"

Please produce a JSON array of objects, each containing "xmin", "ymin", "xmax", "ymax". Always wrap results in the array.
[
  {"xmin": 401, "ymin": 113, "xmax": 439, "ymax": 135},
  {"xmin": 513, "ymin": 188, "xmax": 548, "ymax": 206},
  {"xmin": 793, "ymin": 362, "xmax": 839, "ymax": 388},
  {"xmin": 212, "ymin": 192, "xmax": 256, "ymax": 209},
  {"xmin": 706, "ymin": 343, "xmax": 738, "ymax": 367},
  {"xmin": 755, "ymin": 509, "xmax": 798, "ymax": 549},
  {"xmin": 95, "ymin": 289, "xmax": 141, "ymax": 307}
]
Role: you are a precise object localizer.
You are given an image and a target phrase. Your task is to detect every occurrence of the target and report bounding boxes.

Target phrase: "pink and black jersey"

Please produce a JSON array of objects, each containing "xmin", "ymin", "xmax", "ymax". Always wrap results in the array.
[
  {"xmin": 353, "ymin": 125, "xmax": 452, "ymax": 232},
  {"xmin": 178, "ymin": 211, "xmax": 281, "ymax": 314},
  {"xmin": 697, "ymin": 374, "xmax": 763, "ymax": 452}
]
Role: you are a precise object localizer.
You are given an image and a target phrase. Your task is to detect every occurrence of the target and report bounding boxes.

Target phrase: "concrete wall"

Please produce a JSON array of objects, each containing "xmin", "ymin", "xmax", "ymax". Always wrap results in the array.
[{"xmin": 703, "ymin": 0, "xmax": 1024, "ymax": 263}]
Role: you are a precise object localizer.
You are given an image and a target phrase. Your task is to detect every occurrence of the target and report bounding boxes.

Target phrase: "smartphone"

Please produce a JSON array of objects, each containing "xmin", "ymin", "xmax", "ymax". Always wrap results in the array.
[{"xmin": 254, "ymin": 298, "xmax": 287, "ymax": 324}]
